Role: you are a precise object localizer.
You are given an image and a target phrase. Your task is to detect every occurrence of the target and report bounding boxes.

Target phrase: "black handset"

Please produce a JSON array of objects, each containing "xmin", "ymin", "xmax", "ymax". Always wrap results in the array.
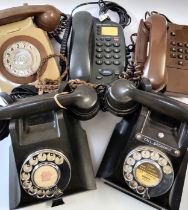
[{"xmin": 69, "ymin": 11, "xmax": 126, "ymax": 84}]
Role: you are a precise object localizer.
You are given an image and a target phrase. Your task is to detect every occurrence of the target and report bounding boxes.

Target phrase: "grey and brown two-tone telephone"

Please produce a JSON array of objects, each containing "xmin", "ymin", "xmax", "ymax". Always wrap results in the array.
[
  {"xmin": 134, "ymin": 13, "xmax": 188, "ymax": 95},
  {"xmin": 0, "ymin": 5, "xmax": 63, "ymax": 93}
]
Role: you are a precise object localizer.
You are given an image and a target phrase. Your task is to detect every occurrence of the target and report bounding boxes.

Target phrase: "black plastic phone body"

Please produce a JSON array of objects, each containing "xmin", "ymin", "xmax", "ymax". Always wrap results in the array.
[
  {"xmin": 69, "ymin": 11, "xmax": 126, "ymax": 84},
  {"xmin": 9, "ymin": 110, "xmax": 96, "ymax": 209},
  {"xmin": 97, "ymin": 107, "xmax": 188, "ymax": 210}
]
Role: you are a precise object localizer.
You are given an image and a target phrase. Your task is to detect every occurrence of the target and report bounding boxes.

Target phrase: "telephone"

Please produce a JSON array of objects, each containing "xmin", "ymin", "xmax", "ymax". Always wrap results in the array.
[
  {"xmin": 134, "ymin": 13, "xmax": 188, "ymax": 95},
  {"xmin": 97, "ymin": 79, "xmax": 188, "ymax": 210},
  {"xmin": 0, "ymin": 5, "xmax": 62, "ymax": 93},
  {"xmin": 0, "ymin": 84, "xmax": 98, "ymax": 209},
  {"xmin": 98, "ymin": 108, "xmax": 188, "ymax": 210},
  {"xmin": 9, "ymin": 110, "xmax": 96, "ymax": 209},
  {"xmin": 69, "ymin": 11, "xmax": 126, "ymax": 84}
]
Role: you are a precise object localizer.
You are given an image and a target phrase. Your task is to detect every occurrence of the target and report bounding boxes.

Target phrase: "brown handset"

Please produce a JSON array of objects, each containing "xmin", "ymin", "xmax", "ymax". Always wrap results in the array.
[
  {"xmin": 0, "ymin": 4, "xmax": 62, "ymax": 32},
  {"xmin": 135, "ymin": 13, "xmax": 188, "ymax": 95},
  {"xmin": 0, "ymin": 5, "xmax": 63, "ymax": 93}
]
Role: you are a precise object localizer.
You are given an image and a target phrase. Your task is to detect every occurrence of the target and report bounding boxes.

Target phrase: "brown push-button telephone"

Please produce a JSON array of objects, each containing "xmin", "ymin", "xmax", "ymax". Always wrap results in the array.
[
  {"xmin": 134, "ymin": 12, "xmax": 188, "ymax": 95},
  {"xmin": 0, "ymin": 5, "xmax": 63, "ymax": 93}
]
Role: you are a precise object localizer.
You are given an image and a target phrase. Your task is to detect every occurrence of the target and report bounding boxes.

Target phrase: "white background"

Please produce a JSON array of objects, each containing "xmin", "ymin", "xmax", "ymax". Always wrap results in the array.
[{"xmin": 1, "ymin": 0, "xmax": 188, "ymax": 210}]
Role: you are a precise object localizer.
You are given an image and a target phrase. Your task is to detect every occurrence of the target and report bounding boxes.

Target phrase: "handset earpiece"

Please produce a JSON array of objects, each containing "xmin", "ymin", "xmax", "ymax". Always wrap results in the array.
[
  {"xmin": 0, "ymin": 85, "xmax": 99, "ymax": 121},
  {"xmin": 0, "ymin": 5, "xmax": 62, "ymax": 32},
  {"xmin": 106, "ymin": 79, "xmax": 188, "ymax": 122}
]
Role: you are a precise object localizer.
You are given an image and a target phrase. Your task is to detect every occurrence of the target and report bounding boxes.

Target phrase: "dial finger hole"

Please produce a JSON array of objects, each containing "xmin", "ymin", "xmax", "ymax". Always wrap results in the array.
[
  {"xmin": 129, "ymin": 180, "xmax": 138, "ymax": 189},
  {"xmin": 28, "ymin": 186, "xmax": 37, "ymax": 195},
  {"xmin": 123, "ymin": 165, "xmax": 132, "ymax": 173},
  {"xmin": 21, "ymin": 172, "xmax": 30, "ymax": 181},
  {"xmin": 136, "ymin": 186, "xmax": 146, "ymax": 195},
  {"xmin": 23, "ymin": 164, "xmax": 32, "ymax": 173},
  {"xmin": 133, "ymin": 152, "xmax": 142, "ymax": 161},
  {"xmin": 141, "ymin": 150, "xmax": 150, "ymax": 159},
  {"xmin": 151, "ymin": 152, "xmax": 160, "ymax": 161},
  {"xmin": 29, "ymin": 157, "xmax": 38, "ymax": 166},
  {"xmin": 124, "ymin": 173, "xmax": 133, "ymax": 181},
  {"xmin": 126, "ymin": 157, "xmax": 135, "ymax": 166},
  {"xmin": 45, "ymin": 189, "xmax": 54, "ymax": 198},
  {"xmin": 22, "ymin": 180, "xmax": 32, "ymax": 189},
  {"xmin": 158, "ymin": 158, "xmax": 167, "ymax": 166},
  {"xmin": 163, "ymin": 165, "xmax": 173, "ymax": 174},
  {"xmin": 38, "ymin": 153, "xmax": 47, "ymax": 162},
  {"xmin": 47, "ymin": 153, "xmax": 56, "ymax": 161},
  {"xmin": 55, "ymin": 156, "xmax": 64, "ymax": 165},
  {"xmin": 36, "ymin": 190, "xmax": 45, "ymax": 198}
]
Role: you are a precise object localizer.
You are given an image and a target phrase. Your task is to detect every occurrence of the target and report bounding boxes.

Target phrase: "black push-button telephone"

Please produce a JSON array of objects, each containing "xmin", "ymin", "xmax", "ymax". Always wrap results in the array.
[{"xmin": 69, "ymin": 11, "xmax": 126, "ymax": 84}]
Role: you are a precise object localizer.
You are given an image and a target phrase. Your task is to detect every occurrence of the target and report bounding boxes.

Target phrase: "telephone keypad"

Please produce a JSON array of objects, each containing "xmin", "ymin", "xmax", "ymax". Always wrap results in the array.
[
  {"xmin": 94, "ymin": 23, "xmax": 125, "ymax": 84},
  {"xmin": 185, "ymin": 43, "xmax": 188, "ymax": 48}
]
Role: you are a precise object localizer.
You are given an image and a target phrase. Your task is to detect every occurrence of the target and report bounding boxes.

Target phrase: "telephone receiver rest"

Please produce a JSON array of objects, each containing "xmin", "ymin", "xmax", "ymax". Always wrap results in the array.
[
  {"xmin": 106, "ymin": 79, "xmax": 188, "ymax": 121},
  {"xmin": 0, "ymin": 85, "xmax": 99, "ymax": 121},
  {"xmin": 0, "ymin": 4, "xmax": 62, "ymax": 32}
]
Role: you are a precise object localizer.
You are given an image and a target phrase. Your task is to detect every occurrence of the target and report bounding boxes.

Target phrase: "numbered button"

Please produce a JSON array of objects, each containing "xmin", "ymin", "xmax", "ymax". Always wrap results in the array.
[
  {"xmin": 113, "ymin": 42, "xmax": 120, "ymax": 47},
  {"xmin": 105, "ymin": 48, "xmax": 112, "ymax": 53},
  {"xmin": 178, "ymin": 54, "xmax": 183, "ymax": 59},
  {"xmin": 178, "ymin": 48, "xmax": 183, "ymax": 53},
  {"xmin": 171, "ymin": 47, "xmax": 176, "ymax": 52},
  {"xmin": 104, "ymin": 54, "xmax": 112, "ymax": 59},
  {"xmin": 170, "ymin": 53, "xmax": 176, "ymax": 58},
  {"xmin": 113, "ymin": 54, "xmax": 121, "ymax": 59},
  {"xmin": 113, "ymin": 48, "xmax": 120, "ymax": 53},
  {"xmin": 113, "ymin": 60, "xmax": 120, "ymax": 65},
  {"xmin": 96, "ymin": 47, "xmax": 103, "ymax": 52},
  {"xmin": 105, "ymin": 42, "xmax": 112, "ymax": 47},
  {"xmin": 96, "ymin": 53, "xmax": 103, "ymax": 59},
  {"xmin": 104, "ymin": 60, "xmax": 112, "ymax": 65},
  {"xmin": 96, "ymin": 42, "xmax": 103, "ymax": 47},
  {"xmin": 177, "ymin": 42, "xmax": 183, "ymax": 47},
  {"xmin": 96, "ymin": 60, "xmax": 103, "ymax": 65}
]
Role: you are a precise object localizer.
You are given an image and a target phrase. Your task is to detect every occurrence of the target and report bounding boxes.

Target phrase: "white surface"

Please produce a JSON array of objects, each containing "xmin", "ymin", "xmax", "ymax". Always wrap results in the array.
[{"xmin": 0, "ymin": 0, "xmax": 188, "ymax": 210}]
